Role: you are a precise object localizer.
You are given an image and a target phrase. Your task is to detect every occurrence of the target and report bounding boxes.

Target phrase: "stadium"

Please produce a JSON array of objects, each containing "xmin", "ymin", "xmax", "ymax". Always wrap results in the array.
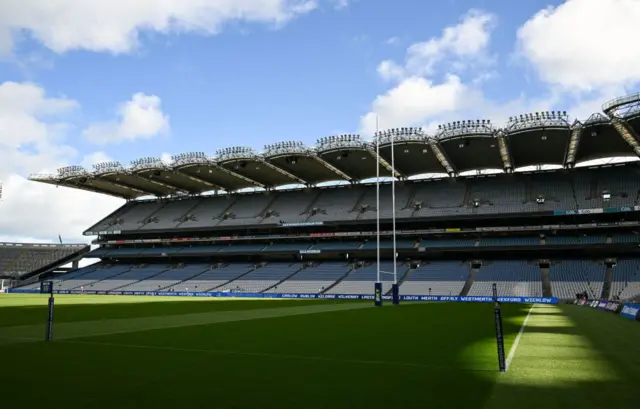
[{"xmin": 2, "ymin": 93, "xmax": 640, "ymax": 409}]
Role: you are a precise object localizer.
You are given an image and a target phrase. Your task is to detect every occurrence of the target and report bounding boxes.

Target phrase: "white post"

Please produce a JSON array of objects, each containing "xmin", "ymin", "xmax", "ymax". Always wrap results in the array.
[
  {"xmin": 376, "ymin": 117, "xmax": 381, "ymax": 284},
  {"xmin": 391, "ymin": 132, "xmax": 397, "ymax": 284}
]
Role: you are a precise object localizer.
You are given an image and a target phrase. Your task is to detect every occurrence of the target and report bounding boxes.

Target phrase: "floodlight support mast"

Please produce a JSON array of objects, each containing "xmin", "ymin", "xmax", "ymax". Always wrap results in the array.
[{"xmin": 376, "ymin": 117, "xmax": 381, "ymax": 286}]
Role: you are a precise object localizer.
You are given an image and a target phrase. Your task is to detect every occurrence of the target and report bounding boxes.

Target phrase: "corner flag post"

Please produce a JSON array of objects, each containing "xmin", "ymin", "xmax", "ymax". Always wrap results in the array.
[
  {"xmin": 374, "ymin": 117, "xmax": 382, "ymax": 307},
  {"xmin": 40, "ymin": 281, "xmax": 54, "ymax": 341},
  {"xmin": 493, "ymin": 283, "xmax": 506, "ymax": 372}
]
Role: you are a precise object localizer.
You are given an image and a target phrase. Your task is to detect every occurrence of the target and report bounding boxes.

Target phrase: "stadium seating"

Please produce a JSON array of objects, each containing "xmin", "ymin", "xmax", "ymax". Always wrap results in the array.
[
  {"xmin": 265, "ymin": 262, "xmax": 350, "ymax": 294},
  {"xmin": 138, "ymin": 199, "xmax": 202, "ymax": 230},
  {"xmin": 52, "ymin": 264, "xmax": 134, "ymax": 290},
  {"xmin": 611, "ymin": 235, "xmax": 640, "ymax": 244},
  {"xmin": 24, "ymin": 257, "xmax": 640, "ymax": 300},
  {"xmin": 306, "ymin": 186, "xmax": 366, "ymax": 222},
  {"xmin": 572, "ymin": 167, "xmax": 640, "ymax": 209},
  {"xmin": 175, "ymin": 196, "xmax": 235, "ymax": 229},
  {"xmin": 468, "ymin": 261, "xmax": 542, "ymax": 297},
  {"xmin": 219, "ymin": 262, "xmax": 303, "ymax": 293},
  {"xmin": 611, "ymin": 259, "xmax": 640, "ymax": 300},
  {"xmin": 113, "ymin": 201, "xmax": 166, "ymax": 231},
  {"xmin": 545, "ymin": 236, "xmax": 607, "ymax": 245},
  {"xmin": 0, "ymin": 243, "xmax": 86, "ymax": 278},
  {"xmin": 262, "ymin": 190, "xmax": 318, "ymax": 223},
  {"xmin": 94, "ymin": 234, "xmax": 640, "ymax": 256},
  {"xmin": 420, "ymin": 239, "xmax": 476, "ymax": 248},
  {"xmin": 360, "ymin": 239, "xmax": 416, "ymax": 249},
  {"xmin": 549, "ymin": 260, "xmax": 605, "ymax": 299},
  {"xmin": 263, "ymin": 243, "xmax": 310, "ymax": 252},
  {"xmin": 480, "ymin": 237, "xmax": 539, "ymax": 246},
  {"xmin": 326, "ymin": 262, "xmax": 400, "ymax": 294},
  {"xmin": 82, "ymin": 264, "xmax": 172, "ymax": 291},
  {"xmin": 122, "ymin": 264, "xmax": 212, "ymax": 291},
  {"xmin": 17, "ymin": 264, "xmax": 99, "ymax": 290},
  {"xmin": 85, "ymin": 167, "xmax": 639, "ymax": 232},
  {"xmin": 171, "ymin": 263, "xmax": 254, "ymax": 292},
  {"xmin": 310, "ymin": 241, "xmax": 362, "ymax": 250},
  {"xmin": 217, "ymin": 193, "xmax": 274, "ymax": 226},
  {"xmin": 400, "ymin": 261, "xmax": 469, "ymax": 296}
]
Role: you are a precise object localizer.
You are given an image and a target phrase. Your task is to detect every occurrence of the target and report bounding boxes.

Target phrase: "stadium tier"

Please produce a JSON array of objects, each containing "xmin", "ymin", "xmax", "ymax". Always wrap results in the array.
[
  {"xmin": 69, "ymin": 166, "xmax": 640, "ymax": 234},
  {"xmin": 18, "ymin": 259, "xmax": 640, "ymax": 301},
  {"xmin": 14, "ymin": 94, "xmax": 640, "ymax": 302}
]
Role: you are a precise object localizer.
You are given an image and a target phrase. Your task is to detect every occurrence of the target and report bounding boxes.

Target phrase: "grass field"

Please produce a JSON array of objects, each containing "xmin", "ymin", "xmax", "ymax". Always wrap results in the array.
[{"xmin": 1, "ymin": 294, "xmax": 639, "ymax": 409}]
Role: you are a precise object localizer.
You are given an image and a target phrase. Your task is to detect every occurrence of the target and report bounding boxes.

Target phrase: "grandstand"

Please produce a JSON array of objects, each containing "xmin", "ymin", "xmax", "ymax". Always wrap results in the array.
[
  {"xmin": 11, "ymin": 93, "xmax": 640, "ymax": 302},
  {"xmin": 0, "ymin": 242, "xmax": 89, "ymax": 289}
]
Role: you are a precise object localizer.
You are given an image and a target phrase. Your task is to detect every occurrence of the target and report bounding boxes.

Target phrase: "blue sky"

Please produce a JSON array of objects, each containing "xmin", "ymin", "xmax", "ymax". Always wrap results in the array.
[
  {"xmin": 0, "ymin": 0, "xmax": 639, "ymax": 241},
  {"xmin": 0, "ymin": 0, "xmax": 579, "ymax": 163}
]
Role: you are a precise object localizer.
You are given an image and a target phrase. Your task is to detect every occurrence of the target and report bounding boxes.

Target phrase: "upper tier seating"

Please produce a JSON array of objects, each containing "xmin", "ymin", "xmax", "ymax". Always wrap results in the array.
[{"xmin": 86, "ymin": 167, "xmax": 639, "ymax": 232}]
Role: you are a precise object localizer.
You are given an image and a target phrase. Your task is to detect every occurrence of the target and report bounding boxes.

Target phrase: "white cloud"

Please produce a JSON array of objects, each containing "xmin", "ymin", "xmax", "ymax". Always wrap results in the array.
[
  {"xmin": 404, "ymin": 10, "xmax": 496, "ymax": 77},
  {"xmin": 377, "ymin": 60, "xmax": 406, "ymax": 82},
  {"xmin": 0, "ymin": 82, "xmax": 123, "ymax": 243},
  {"xmin": 360, "ymin": 75, "xmax": 471, "ymax": 135},
  {"xmin": 0, "ymin": 0, "xmax": 317, "ymax": 55},
  {"xmin": 361, "ymin": 10, "xmax": 496, "ymax": 134},
  {"xmin": 83, "ymin": 93, "xmax": 170, "ymax": 145},
  {"xmin": 517, "ymin": 0, "xmax": 640, "ymax": 92}
]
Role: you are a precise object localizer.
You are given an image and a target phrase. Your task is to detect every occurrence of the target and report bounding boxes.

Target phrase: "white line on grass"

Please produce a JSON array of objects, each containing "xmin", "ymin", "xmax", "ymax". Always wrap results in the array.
[{"xmin": 505, "ymin": 303, "xmax": 534, "ymax": 371}]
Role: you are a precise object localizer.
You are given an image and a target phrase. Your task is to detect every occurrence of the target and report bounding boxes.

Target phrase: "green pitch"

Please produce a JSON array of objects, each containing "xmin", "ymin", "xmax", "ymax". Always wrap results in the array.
[{"xmin": 0, "ymin": 294, "xmax": 639, "ymax": 409}]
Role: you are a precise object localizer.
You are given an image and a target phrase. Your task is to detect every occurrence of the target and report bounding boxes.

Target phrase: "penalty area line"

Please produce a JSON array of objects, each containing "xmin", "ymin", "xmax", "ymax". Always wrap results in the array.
[{"xmin": 505, "ymin": 303, "xmax": 534, "ymax": 371}]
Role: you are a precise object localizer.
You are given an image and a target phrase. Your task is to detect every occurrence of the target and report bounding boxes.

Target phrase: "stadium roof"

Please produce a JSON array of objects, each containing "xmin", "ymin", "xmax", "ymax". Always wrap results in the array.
[{"xmin": 30, "ymin": 93, "xmax": 640, "ymax": 199}]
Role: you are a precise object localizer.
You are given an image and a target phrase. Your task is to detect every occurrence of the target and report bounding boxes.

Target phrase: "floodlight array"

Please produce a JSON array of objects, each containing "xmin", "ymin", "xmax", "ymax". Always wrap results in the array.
[
  {"xmin": 171, "ymin": 152, "xmax": 210, "ymax": 166},
  {"xmin": 93, "ymin": 161, "xmax": 125, "ymax": 174},
  {"xmin": 375, "ymin": 127, "xmax": 424, "ymax": 144},
  {"xmin": 509, "ymin": 111, "xmax": 567, "ymax": 124},
  {"xmin": 130, "ymin": 157, "xmax": 164, "ymax": 171},
  {"xmin": 57, "ymin": 165, "xmax": 87, "ymax": 178},
  {"xmin": 264, "ymin": 141, "xmax": 307, "ymax": 156},
  {"xmin": 317, "ymin": 134, "xmax": 363, "ymax": 151},
  {"xmin": 216, "ymin": 146, "xmax": 255, "ymax": 161},
  {"xmin": 436, "ymin": 120, "xmax": 494, "ymax": 139},
  {"xmin": 34, "ymin": 90, "xmax": 640, "ymax": 201},
  {"xmin": 439, "ymin": 120, "xmax": 491, "ymax": 130}
]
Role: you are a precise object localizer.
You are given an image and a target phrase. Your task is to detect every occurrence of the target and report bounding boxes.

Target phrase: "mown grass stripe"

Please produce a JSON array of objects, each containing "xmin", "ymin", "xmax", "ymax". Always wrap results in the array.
[{"xmin": 0, "ymin": 302, "xmax": 371, "ymax": 345}]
